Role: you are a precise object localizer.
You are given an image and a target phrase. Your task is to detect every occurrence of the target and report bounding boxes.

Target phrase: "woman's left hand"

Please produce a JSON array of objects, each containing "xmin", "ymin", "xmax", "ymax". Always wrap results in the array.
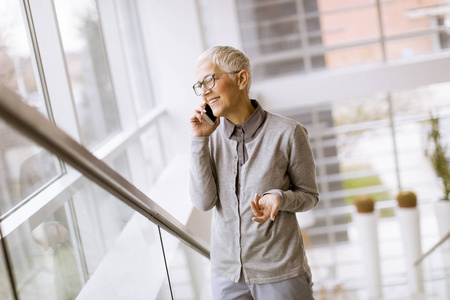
[{"xmin": 251, "ymin": 193, "xmax": 280, "ymax": 223}]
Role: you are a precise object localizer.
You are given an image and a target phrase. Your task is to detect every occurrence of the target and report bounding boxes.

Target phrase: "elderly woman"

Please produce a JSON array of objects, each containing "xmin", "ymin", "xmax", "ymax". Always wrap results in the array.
[{"xmin": 189, "ymin": 46, "xmax": 319, "ymax": 300}]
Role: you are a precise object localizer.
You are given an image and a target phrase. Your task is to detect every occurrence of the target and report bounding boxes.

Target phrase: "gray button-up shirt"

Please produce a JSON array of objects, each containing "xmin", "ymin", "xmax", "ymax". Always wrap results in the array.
[{"xmin": 223, "ymin": 100, "xmax": 266, "ymax": 198}]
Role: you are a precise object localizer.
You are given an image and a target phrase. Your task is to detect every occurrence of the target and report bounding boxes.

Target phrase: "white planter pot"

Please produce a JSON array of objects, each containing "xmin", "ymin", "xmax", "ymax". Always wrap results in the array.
[
  {"xmin": 434, "ymin": 200, "xmax": 450, "ymax": 238},
  {"xmin": 396, "ymin": 207, "xmax": 424, "ymax": 295},
  {"xmin": 354, "ymin": 212, "xmax": 382, "ymax": 300},
  {"xmin": 433, "ymin": 200, "xmax": 450, "ymax": 299}
]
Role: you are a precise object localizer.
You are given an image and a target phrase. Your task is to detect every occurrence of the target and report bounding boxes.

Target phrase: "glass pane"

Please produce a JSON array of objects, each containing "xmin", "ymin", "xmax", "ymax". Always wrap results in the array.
[
  {"xmin": 71, "ymin": 177, "xmax": 173, "ymax": 299},
  {"xmin": 5, "ymin": 202, "xmax": 83, "ymax": 299},
  {"xmin": 235, "ymin": 0, "xmax": 387, "ymax": 79},
  {"xmin": 140, "ymin": 123, "xmax": 166, "ymax": 185},
  {"xmin": 391, "ymin": 82, "xmax": 450, "ymax": 201},
  {"xmin": 0, "ymin": 1, "xmax": 62, "ymax": 216},
  {"xmin": 115, "ymin": 0, "xmax": 155, "ymax": 112},
  {"xmin": 254, "ymin": 37, "xmax": 302, "ymax": 56},
  {"xmin": 53, "ymin": 0, "xmax": 120, "ymax": 148},
  {"xmin": 319, "ymin": 1, "xmax": 379, "ymax": 47},
  {"xmin": 237, "ymin": 1, "xmax": 301, "ymax": 54},
  {"xmin": 332, "ymin": 95, "xmax": 398, "ymax": 211},
  {"xmin": 2, "ymin": 171, "xmax": 172, "ymax": 299},
  {"xmin": 381, "ymin": 0, "xmax": 448, "ymax": 37},
  {"xmin": 382, "ymin": 1, "xmax": 450, "ymax": 58},
  {"xmin": 234, "ymin": 0, "xmax": 450, "ymax": 79},
  {"xmin": 317, "ymin": 2, "xmax": 382, "ymax": 69},
  {"xmin": 255, "ymin": 19, "xmax": 299, "ymax": 40},
  {"xmin": 160, "ymin": 228, "xmax": 212, "ymax": 300},
  {"xmin": 109, "ymin": 152, "xmax": 131, "ymax": 183},
  {"xmin": 280, "ymin": 95, "xmax": 397, "ymax": 246},
  {"xmin": 253, "ymin": 57, "xmax": 305, "ymax": 79},
  {"xmin": 307, "ymin": 241, "xmax": 364, "ymax": 298},
  {"xmin": 0, "ymin": 122, "xmax": 62, "ymax": 216},
  {"xmin": 72, "ymin": 177, "xmax": 135, "ymax": 262},
  {"xmin": 237, "ymin": 1, "xmax": 298, "ymax": 24},
  {"xmin": 386, "ymin": 35, "xmax": 436, "ymax": 61},
  {"xmin": 324, "ymin": 43, "xmax": 382, "ymax": 68},
  {"xmin": 0, "ymin": 1, "xmax": 42, "ymax": 105},
  {"xmin": 0, "ymin": 243, "xmax": 15, "ymax": 300},
  {"xmin": 415, "ymin": 236, "xmax": 450, "ymax": 299}
]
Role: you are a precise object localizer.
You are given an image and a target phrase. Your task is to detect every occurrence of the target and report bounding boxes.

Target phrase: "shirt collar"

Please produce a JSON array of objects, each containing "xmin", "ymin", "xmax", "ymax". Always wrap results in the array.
[{"xmin": 223, "ymin": 100, "xmax": 266, "ymax": 139}]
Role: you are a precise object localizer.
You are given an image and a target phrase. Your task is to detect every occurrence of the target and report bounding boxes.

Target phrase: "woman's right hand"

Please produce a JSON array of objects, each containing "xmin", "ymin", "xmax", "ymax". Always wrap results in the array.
[{"xmin": 190, "ymin": 103, "xmax": 220, "ymax": 137}]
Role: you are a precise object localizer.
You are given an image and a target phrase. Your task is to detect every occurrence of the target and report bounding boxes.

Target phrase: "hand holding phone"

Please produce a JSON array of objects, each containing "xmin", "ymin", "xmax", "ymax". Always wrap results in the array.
[
  {"xmin": 190, "ymin": 103, "xmax": 219, "ymax": 137},
  {"xmin": 201, "ymin": 104, "xmax": 217, "ymax": 126}
]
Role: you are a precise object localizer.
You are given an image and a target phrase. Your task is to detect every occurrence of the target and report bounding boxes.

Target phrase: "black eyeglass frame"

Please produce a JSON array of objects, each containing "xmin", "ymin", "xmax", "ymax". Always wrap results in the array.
[{"xmin": 192, "ymin": 71, "xmax": 241, "ymax": 96}]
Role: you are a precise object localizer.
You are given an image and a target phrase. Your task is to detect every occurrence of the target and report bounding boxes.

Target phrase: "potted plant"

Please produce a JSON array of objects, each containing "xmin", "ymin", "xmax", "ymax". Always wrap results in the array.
[
  {"xmin": 396, "ymin": 191, "xmax": 418, "ymax": 208},
  {"xmin": 426, "ymin": 116, "xmax": 450, "ymax": 239}
]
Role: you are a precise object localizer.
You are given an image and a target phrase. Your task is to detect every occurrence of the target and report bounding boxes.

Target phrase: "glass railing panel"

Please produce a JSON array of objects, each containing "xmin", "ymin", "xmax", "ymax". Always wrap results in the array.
[
  {"xmin": 71, "ymin": 175, "xmax": 135, "ymax": 274},
  {"xmin": 0, "ymin": 243, "xmax": 15, "ymax": 300},
  {"xmin": 4, "ymin": 199, "xmax": 83, "ymax": 299},
  {"xmin": 415, "ymin": 234, "xmax": 450, "ymax": 299},
  {"xmin": 0, "ymin": 169, "xmax": 172, "ymax": 299},
  {"xmin": 0, "ymin": 120, "xmax": 62, "ymax": 217},
  {"xmin": 160, "ymin": 228, "xmax": 212, "ymax": 300},
  {"xmin": 139, "ymin": 124, "xmax": 166, "ymax": 186}
]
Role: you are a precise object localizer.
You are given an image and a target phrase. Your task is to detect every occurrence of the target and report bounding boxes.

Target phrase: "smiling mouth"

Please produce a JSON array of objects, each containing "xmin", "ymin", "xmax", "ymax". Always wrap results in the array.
[{"xmin": 209, "ymin": 97, "xmax": 219, "ymax": 106}]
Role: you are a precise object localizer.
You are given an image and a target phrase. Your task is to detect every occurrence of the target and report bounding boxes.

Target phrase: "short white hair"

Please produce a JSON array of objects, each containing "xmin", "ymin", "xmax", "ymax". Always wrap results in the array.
[{"xmin": 196, "ymin": 46, "xmax": 252, "ymax": 93}]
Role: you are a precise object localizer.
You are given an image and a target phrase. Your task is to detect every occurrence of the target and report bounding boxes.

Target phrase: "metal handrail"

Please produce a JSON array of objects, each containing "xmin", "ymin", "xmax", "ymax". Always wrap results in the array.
[
  {"xmin": 415, "ymin": 231, "xmax": 450, "ymax": 266},
  {"xmin": 0, "ymin": 85, "xmax": 210, "ymax": 259}
]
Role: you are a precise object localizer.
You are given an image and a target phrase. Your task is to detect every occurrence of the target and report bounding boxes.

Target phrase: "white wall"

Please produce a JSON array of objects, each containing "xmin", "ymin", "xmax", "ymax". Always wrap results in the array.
[
  {"xmin": 137, "ymin": 0, "xmax": 206, "ymax": 159},
  {"xmin": 134, "ymin": 1, "xmax": 216, "ymax": 244},
  {"xmin": 200, "ymin": 0, "xmax": 242, "ymax": 49}
]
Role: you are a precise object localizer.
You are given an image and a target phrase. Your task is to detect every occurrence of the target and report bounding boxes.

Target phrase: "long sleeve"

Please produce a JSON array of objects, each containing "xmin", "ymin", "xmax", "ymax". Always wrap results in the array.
[
  {"xmin": 189, "ymin": 136, "xmax": 218, "ymax": 211},
  {"xmin": 265, "ymin": 123, "xmax": 319, "ymax": 212}
]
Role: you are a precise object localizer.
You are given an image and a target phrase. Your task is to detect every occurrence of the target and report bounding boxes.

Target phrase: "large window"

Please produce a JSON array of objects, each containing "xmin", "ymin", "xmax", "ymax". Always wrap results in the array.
[
  {"xmin": 0, "ymin": 1, "xmax": 61, "ymax": 217},
  {"xmin": 235, "ymin": 0, "xmax": 450, "ymax": 80},
  {"xmin": 1, "ymin": 0, "xmax": 171, "ymax": 298},
  {"xmin": 279, "ymin": 80, "xmax": 450, "ymax": 245},
  {"xmin": 53, "ymin": 0, "xmax": 121, "ymax": 149},
  {"xmin": 275, "ymin": 80, "xmax": 450, "ymax": 298},
  {"xmin": 115, "ymin": 0, "xmax": 155, "ymax": 112}
]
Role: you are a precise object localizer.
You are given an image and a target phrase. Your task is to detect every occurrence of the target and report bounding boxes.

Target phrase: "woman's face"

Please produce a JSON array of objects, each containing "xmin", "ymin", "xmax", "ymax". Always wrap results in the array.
[{"xmin": 196, "ymin": 61, "xmax": 241, "ymax": 119}]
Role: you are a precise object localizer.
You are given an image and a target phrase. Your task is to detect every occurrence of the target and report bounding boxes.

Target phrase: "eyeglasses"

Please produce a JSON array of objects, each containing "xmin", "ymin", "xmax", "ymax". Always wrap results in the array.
[{"xmin": 193, "ymin": 71, "xmax": 240, "ymax": 96}]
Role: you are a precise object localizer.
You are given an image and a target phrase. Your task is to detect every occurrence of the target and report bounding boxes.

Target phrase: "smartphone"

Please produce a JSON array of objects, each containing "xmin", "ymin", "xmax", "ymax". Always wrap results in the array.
[{"xmin": 202, "ymin": 104, "xmax": 217, "ymax": 126}]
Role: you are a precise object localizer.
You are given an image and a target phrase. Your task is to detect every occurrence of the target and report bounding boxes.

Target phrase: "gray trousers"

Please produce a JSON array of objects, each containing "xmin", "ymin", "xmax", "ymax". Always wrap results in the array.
[{"xmin": 211, "ymin": 271, "xmax": 314, "ymax": 300}]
